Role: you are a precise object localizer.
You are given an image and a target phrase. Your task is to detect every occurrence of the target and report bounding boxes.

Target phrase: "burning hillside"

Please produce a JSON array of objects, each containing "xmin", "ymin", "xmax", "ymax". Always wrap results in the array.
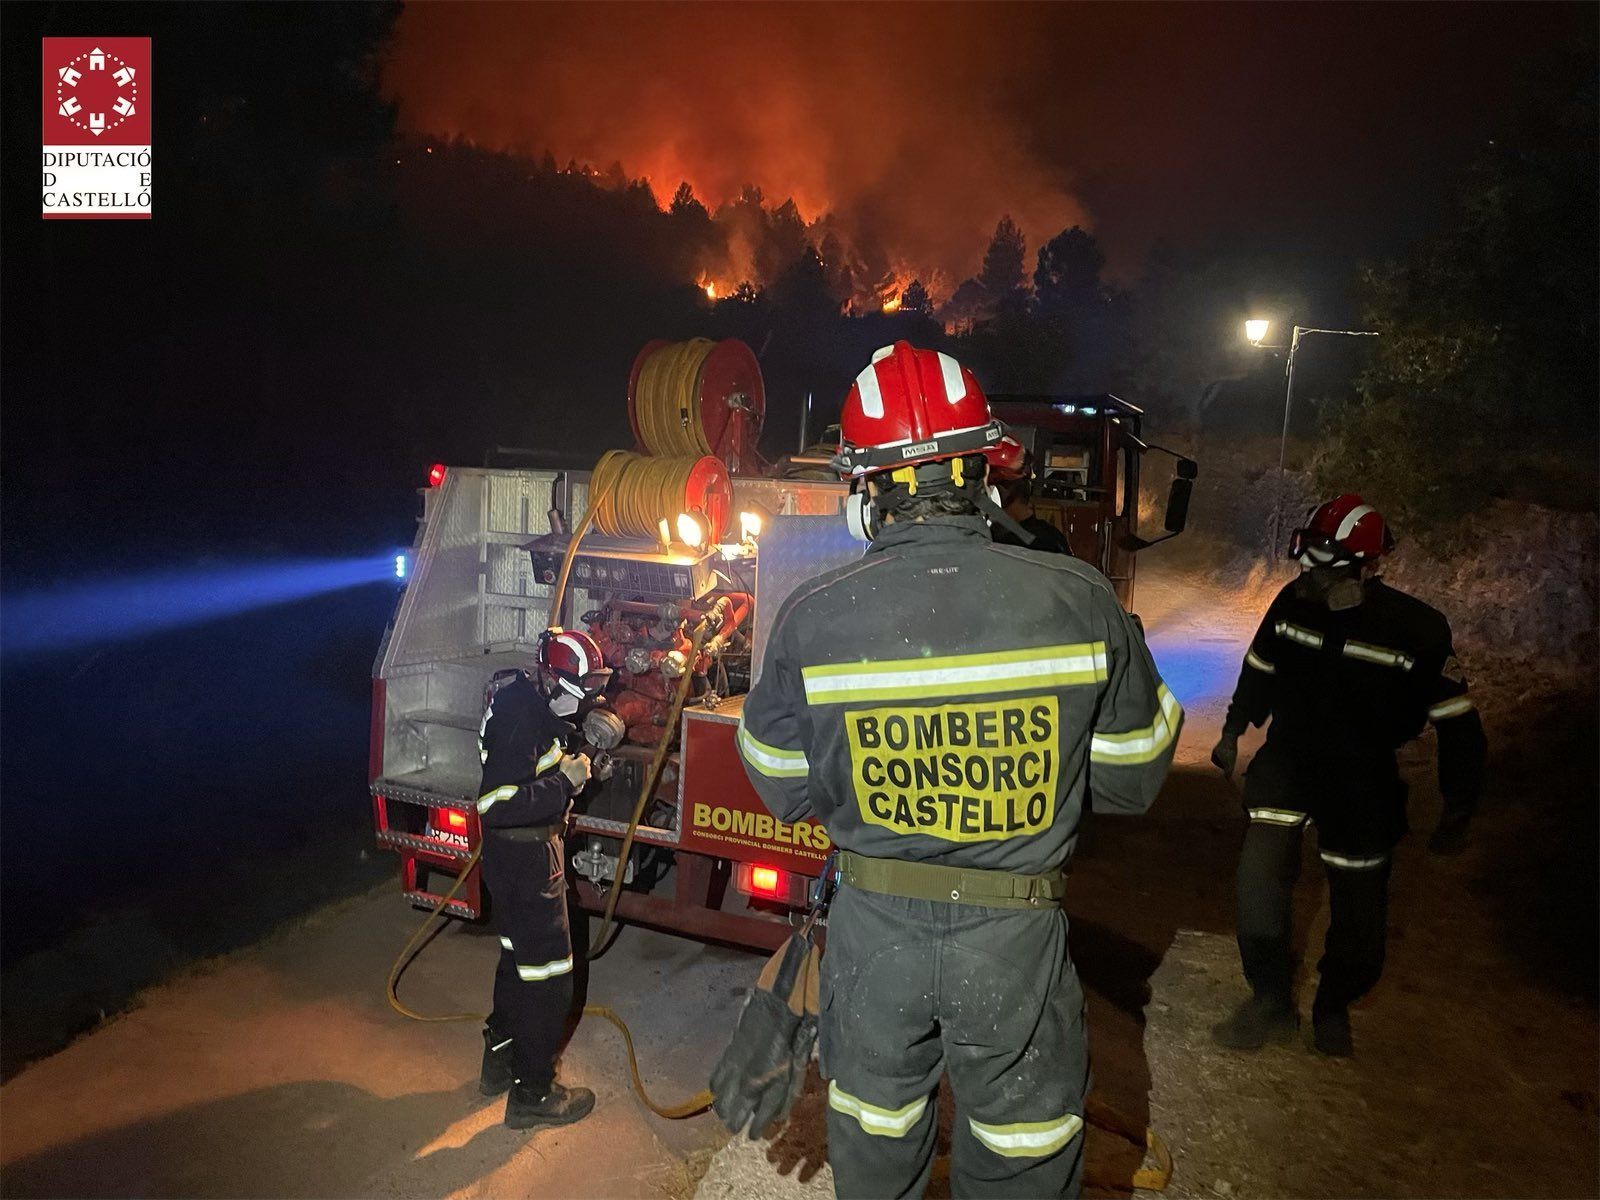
[{"xmin": 382, "ymin": 3, "xmax": 1088, "ymax": 309}]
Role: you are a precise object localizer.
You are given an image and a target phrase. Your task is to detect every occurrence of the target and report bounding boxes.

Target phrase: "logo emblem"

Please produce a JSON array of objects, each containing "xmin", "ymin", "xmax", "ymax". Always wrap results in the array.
[{"xmin": 42, "ymin": 37, "xmax": 152, "ymax": 219}]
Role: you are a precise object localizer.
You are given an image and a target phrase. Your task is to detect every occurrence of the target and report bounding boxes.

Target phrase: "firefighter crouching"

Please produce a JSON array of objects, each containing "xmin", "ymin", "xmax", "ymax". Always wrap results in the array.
[
  {"xmin": 1211, "ymin": 495, "xmax": 1488, "ymax": 1057},
  {"xmin": 732, "ymin": 342, "xmax": 1181, "ymax": 1199},
  {"xmin": 474, "ymin": 629, "xmax": 611, "ymax": 1129}
]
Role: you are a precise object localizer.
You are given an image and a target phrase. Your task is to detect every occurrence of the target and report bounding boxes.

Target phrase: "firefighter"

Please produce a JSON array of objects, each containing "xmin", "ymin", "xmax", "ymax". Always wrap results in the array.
[
  {"xmin": 732, "ymin": 342, "xmax": 1180, "ymax": 1199},
  {"xmin": 1210, "ymin": 495, "xmax": 1488, "ymax": 1057},
  {"xmin": 474, "ymin": 628, "xmax": 610, "ymax": 1128},
  {"xmin": 990, "ymin": 446, "xmax": 1072, "ymax": 554}
]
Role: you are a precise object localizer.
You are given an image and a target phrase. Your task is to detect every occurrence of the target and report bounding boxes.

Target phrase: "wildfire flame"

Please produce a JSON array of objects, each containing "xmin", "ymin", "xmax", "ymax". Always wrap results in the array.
[{"xmin": 384, "ymin": 6, "xmax": 1090, "ymax": 318}]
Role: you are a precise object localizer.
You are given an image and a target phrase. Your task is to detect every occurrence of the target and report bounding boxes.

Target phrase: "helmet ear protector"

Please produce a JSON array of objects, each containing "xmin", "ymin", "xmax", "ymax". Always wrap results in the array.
[{"xmin": 844, "ymin": 461, "xmax": 961, "ymax": 543}]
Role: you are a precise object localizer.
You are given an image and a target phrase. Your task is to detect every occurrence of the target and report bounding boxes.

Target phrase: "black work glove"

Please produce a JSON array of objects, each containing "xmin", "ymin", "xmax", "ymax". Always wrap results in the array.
[
  {"xmin": 1428, "ymin": 809, "xmax": 1472, "ymax": 856},
  {"xmin": 1211, "ymin": 731, "xmax": 1240, "ymax": 779},
  {"xmin": 710, "ymin": 987, "xmax": 813, "ymax": 1138}
]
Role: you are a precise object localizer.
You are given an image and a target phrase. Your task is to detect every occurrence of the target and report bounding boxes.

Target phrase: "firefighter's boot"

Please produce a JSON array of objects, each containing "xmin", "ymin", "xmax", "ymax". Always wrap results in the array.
[
  {"xmin": 1211, "ymin": 992, "xmax": 1298, "ymax": 1050},
  {"xmin": 505, "ymin": 1080, "xmax": 596, "ymax": 1130},
  {"xmin": 1311, "ymin": 1004, "xmax": 1354, "ymax": 1058},
  {"xmin": 479, "ymin": 1027, "xmax": 515, "ymax": 1097}
]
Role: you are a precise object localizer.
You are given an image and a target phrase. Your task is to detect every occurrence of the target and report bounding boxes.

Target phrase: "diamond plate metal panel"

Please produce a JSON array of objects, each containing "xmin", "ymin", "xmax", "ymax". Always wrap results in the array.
[{"xmin": 750, "ymin": 515, "xmax": 864, "ymax": 683}]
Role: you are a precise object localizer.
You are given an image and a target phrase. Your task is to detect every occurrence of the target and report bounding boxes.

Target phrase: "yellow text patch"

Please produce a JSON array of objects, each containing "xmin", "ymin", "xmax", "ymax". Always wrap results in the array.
[{"xmin": 843, "ymin": 696, "xmax": 1058, "ymax": 842}]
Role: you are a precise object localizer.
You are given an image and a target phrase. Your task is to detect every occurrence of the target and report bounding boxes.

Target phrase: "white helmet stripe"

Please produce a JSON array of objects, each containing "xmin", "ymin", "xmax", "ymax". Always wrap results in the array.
[
  {"xmin": 1335, "ymin": 503, "xmax": 1376, "ymax": 542},
  {"xmin": 937, "ymin": 353, "xmax": 966, "ymax": 405},
  {"xmin": 870, "ymin": 344, "xmax": 895, "ymax": 363},
  {"xmin": 556, "ymin": 632, "xmax": 589, "ymax": 676},
  {"xmin": 854, "ymin": 365, "xmax": 884, "ymax": 419}
]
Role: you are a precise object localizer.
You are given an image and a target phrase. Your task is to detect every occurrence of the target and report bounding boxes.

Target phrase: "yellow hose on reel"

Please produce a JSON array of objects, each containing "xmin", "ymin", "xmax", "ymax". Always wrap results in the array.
[{"xmin": 633, "ymin": 338, "xmax": 716, "ymax": 456}]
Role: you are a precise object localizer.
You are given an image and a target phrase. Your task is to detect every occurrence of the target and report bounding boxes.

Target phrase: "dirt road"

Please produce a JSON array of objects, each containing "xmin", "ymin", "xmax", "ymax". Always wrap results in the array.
[{"xmin": 3, "ymin": 562, "xmax": 1595, "ymax": 1198}]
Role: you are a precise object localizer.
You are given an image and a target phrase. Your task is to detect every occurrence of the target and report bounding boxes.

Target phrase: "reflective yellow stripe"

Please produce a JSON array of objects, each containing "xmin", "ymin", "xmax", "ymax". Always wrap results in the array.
[
  {"xmin": 477, "ymin": 785, "xmax": 518, "ymax": 814},
  {"xmin": 516, "ymin": 955, "xmax": 573, "ymax": 981},
  {"xmin": 1321, "ymin": 850, "xmax": 1387, "ymax": 870},
  {"xmin": 802, "ymin": 643, "xmax": 1107, "ymax": 705},
  {"xmin": 1245, "ymin": 648, "xmax": 1276, "ymax": 674},
  {"xmin": 1249, "ymin": 808, "xmax": 1308, "ymax": 826},
  {"xmin": 1342, "ymin": 639, "xmax": 1416, "ymax": 671},
  {"xmin": 1429, "ymin": 695, "xmax": 1475, "ymax": 721},
  {"xmin": 1090, "ymin": 684, "xmax": 1183, "ymax": 765},
  {"xmin": 1274, "ymin": 620, "xmax": 1324, "ymax": 649},
  {"xmin": 535, "ymin": 740, "xmax": 563, "ymax": 774},
  {"xmin": 969, "ymin": 1112, "xmax": 1084, "ymax": 1158},
  {"xmin": 736, "ymin": 717, "xmax": 810, "ymax": 777},
  {"xmin": 827, "ymin": 1081, "xmax": 928, "ymax": 1137}
]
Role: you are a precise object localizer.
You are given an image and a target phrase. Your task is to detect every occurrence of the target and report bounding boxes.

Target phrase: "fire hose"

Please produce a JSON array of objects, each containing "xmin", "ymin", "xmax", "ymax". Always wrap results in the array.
[
  {"xmin": 632, "ymin": 337, "xmax": 718, "ymax": 457},
  {"xmin": 588, "ymin": 449, "xmax": 714, "ymax": 541}
]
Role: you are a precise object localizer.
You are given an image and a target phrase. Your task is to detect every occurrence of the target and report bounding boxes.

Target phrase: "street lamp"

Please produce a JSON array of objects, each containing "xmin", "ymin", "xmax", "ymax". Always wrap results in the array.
[{"xmin": 1245, "ymin": 321, "xmax": 1379, "ymax": 560}]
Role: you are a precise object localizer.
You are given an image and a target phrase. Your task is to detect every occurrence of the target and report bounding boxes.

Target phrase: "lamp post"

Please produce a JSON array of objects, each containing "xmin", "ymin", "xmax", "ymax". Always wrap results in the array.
[{"xmin": 1245, "ymin": 320, "xmax": 1379, "ymax": 560}]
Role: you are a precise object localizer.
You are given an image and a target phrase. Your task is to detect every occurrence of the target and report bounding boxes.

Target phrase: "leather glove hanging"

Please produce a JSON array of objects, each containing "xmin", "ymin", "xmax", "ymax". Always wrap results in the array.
[{"xmin": 709, "ymin": 931, "xmax": 821, "ymax": 1139}]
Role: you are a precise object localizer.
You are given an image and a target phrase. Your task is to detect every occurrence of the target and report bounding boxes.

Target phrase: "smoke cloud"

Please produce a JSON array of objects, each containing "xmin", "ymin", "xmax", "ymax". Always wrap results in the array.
[{"xmin": 383, "ymin": 4, "xmax": 1089, "ymax": 298}]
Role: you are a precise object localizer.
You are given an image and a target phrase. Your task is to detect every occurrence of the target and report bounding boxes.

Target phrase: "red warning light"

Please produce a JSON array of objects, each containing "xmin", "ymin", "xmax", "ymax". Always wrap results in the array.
[
  {"xmin": 750, "ymin": 865, "xmax": 781, "ymax": 895},
  {"xmin": 443, "ymin": 808, "xmax": 468, "ymax": 831},
  {"xmin": 428, "ymin": 463, "xmax": 447, "ymax": 488}
]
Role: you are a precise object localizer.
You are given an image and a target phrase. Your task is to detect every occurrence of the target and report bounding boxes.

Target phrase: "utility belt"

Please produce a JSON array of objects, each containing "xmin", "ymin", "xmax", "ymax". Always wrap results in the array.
[
  {"xmin": 836, "ymin": 849, "xmax": 1065, "ymax": 910},
  {"xmin": 486, "ymin": 824, "xmax": 562, "ymax": 845}
]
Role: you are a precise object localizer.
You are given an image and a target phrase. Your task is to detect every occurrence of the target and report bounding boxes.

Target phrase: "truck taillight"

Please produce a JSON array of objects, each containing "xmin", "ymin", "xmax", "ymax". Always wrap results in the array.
[
  {"xmin": 443, "ymin": 808, "xmax": 468, "ymax": 831},
  {"xmin": 735, "ymin": 861, "xmax": 803, "ymax": 904},
  {"xmin": 428, "ymin": 463, "xmax": 447, "ymax": 488}
]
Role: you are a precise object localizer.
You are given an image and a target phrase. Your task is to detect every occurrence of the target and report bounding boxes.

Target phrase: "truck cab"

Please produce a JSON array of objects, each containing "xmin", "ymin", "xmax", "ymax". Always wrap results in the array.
[{"xmin": 990, "ymin": 394, "xmax": 1195, "ymax": 612}]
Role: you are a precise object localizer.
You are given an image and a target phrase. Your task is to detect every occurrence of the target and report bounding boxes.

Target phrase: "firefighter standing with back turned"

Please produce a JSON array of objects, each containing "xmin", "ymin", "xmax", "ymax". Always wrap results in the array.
[
  {"xmin": 473, "ymin": 629, "xmax": 609, "ymax": 1128},
  {"xmin": 1211, "ymin": 495, "xmax": 1487, "ymax": 1057},
  {"xmin": 730, "ymin": 342, "xmax": 1182, "ymax": 1199}
]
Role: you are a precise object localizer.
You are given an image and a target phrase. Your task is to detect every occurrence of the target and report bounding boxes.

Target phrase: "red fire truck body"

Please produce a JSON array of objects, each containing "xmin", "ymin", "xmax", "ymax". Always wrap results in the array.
[{"xmin": 371, "ymin": 357, "xmax": 1192, "ymax": 950}]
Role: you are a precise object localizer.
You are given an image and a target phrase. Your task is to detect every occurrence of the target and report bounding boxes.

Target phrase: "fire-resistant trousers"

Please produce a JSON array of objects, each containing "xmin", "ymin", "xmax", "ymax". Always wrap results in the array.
[
  {"xmin": 819, "ymin": 885, "xmax": 1088, "ymax": 1200},
  {"xmin": 482, "ymin": 832, "xmax": 575, "ymax": 1090},
  {"xmin": 1235, "ymin": 819, "xmax": 1392, "ymax": 1011}
]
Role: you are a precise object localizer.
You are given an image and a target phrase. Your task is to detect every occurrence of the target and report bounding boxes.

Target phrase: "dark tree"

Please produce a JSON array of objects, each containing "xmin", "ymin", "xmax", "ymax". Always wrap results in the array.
[
  {"xmin": 901, "ymin": 280, "xmax": 933, "ymax": 318},
  {"xmin": 979, "ymin": 216, "xmax": 1028, "ymax": 309}
]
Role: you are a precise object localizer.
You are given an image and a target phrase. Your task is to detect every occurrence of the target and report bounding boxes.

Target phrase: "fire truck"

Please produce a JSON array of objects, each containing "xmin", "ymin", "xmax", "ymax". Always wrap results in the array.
[{"xmin": 370, "ymin": 339, "xmax": 1195, "ymax": 950}]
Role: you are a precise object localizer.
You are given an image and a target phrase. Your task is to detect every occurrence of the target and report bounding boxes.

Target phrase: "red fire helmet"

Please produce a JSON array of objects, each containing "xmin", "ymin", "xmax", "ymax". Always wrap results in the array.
[
  {"xmin": 539, "ymin": 628, "xmax": 613, "ymax": 699},
  {"xmin": 1291, "ymin": 493, "xmax": 1396, "ymax": 565},
  {"xmin": 833, "ymin": 341, "xmax": 1008, "ymax": 478}
]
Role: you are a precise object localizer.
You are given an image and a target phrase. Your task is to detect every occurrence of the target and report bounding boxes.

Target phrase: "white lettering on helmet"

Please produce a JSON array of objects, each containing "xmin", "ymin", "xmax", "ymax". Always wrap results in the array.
[
  {"xmin": 902, "ymin": 441, "xmax": 938, "ymax": 459},
  {"xmin": 855, "ymin": 365, "xmax": 884, "ymax": 419},
  {"xmin": 937, "ymin": 353, "xmax": 966, "ymax": 404},
  {"xmin": 1335, "ymin": 503, "xmax": 1375, "ymax": 542}
]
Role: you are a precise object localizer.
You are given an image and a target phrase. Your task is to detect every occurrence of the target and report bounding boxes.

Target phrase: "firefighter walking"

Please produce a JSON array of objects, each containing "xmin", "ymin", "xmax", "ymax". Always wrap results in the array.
[
  {"xmin": 474, "ymin": 629, "xmax": 610, "ymax": 1128},
  {"xmin": 730, "ymin": 342, "xmax": 1181, "ymax": 1198},
  {"xmin": 1211, "ymin": 495, "xmax": 1487, "ymax": 1057}
]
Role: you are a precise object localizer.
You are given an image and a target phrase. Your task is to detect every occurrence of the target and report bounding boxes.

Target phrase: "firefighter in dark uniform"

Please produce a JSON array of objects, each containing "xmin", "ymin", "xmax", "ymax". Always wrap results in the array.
[
  {"xmin": 990, "ymin": 446, "xmax": 1072, "ymax": 555},
  {"xmin": 1211, "ymin": 494, "xmax": 1488, "ymax": 1057},
  {"xmin": 474, "ymin": 628, "xmax": 609, "ymax": 1128},
  {"xmin": 736, "ymin": 342, "xmax": 1181, "ymax": 1199}
]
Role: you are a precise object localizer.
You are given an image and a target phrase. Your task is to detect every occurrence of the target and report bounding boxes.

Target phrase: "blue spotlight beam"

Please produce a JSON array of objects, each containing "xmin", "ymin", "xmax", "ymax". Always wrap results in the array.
[{"xmin": 3, "ymin": 555, "xmax": 401, "ymax": 656}]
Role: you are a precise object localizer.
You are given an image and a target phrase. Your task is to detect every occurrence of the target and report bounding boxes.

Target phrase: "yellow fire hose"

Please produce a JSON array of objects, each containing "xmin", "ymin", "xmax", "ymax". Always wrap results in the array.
[
  {"xmin": 588, "ymin": 449, "xmax": 707, "ymax": 541},
  {"xmin": 633, "ymin": 338, "xmax": 716, "ymax": 457},
  {"xmin": 383, "ymin": 465, "xmax": 1171, "ymax": 1183}
]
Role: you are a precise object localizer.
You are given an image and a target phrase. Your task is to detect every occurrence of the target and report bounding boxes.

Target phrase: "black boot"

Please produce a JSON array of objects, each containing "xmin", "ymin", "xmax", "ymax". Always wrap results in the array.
[
  {"xmin": 505, "ymin": 1080, "xmax": 596, "ymax": 1130},
  {"xmin": 1311, "ymin": 1004, "xmax": 1354, "ymax": 1057},
  {"xmin": 1211, "ymin": 992, "xmax": 1298, "ymax": 1050},
  {"xmin": 479, "ymin": 1027, "xmax": 515, "ymax": 1097}
]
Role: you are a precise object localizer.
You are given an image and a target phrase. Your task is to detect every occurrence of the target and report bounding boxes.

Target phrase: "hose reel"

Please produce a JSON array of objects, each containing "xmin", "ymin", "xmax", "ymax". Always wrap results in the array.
[{"xmin": 628, "ymin": 338, "xmax": 765, "ymax": 474}]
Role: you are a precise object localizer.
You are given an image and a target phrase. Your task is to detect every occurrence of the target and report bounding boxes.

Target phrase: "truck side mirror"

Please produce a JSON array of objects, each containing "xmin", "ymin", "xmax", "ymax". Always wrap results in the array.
[{"xmin": 1164, "ymin": 476, "xmax": 1193, "ymax": 534}]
